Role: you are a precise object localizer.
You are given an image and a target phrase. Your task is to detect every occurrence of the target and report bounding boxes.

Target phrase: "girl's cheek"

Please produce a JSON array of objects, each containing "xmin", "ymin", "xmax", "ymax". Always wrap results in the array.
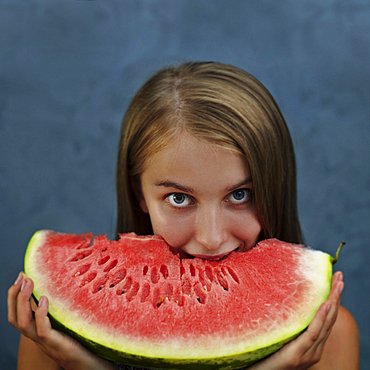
[
  {"xmin": 154, "ymin": 217, "xmax": 192, "ymax": 250},
  {"xmin": 227, "ymin": 211, "xmax": 262, "ymax": 248}
]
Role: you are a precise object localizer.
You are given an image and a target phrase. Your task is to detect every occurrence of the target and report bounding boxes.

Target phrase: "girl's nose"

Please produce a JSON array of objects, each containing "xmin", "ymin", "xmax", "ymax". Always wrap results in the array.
[{"xmin": 194, "ymin": 207, "xmax": 228, "ymax": 251}]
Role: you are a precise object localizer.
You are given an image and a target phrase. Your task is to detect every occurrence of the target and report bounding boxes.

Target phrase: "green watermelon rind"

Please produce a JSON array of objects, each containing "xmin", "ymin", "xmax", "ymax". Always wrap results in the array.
[
  {"xmin": 29, "ymin": 304, "xmax": 298, "ymax": 370},
  {"xmin": 46, "ymin": 312, "xmax": 301, "ymax": 370},
  {"xmin": 25, "ymin": 230, "xmax": 333, "ymax": 370}
]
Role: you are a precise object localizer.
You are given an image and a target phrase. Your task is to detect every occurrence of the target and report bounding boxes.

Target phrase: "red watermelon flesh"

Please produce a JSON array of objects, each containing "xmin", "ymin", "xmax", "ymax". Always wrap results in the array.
[{"xmin": 25, "ymin": 230, "xmax": 333, "ymax": 369}]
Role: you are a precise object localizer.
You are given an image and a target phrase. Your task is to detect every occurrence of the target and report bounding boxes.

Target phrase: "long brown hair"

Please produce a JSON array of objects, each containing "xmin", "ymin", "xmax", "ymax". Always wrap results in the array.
[{"xmin": 116, "ymin": 62, "xmax": 304, "ymax": 244}]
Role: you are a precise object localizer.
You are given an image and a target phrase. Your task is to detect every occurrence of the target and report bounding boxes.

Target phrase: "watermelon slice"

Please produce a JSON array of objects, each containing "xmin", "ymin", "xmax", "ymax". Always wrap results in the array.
[{"xmin": 24, "ymin": 230, "xmax": 339, "ymax": 369}]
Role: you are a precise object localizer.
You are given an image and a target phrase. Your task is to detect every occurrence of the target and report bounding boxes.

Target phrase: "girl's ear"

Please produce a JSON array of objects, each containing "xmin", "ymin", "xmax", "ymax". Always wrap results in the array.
[
  {"xmin": 139, "ymin": 196, "xmax": 149, "ymax": 214},
  {"xmin": 131, "ymin": 179, "xmax": 149, "ymax": 214}
]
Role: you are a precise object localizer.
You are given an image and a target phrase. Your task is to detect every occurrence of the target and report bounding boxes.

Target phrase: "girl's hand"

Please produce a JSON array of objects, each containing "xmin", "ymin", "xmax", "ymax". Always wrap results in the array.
[
  {"xmin": 246, "ymin": 271, "xmax": 344, "ymax": 370},
  {"xmin": 8, "ymin": 272, "xmax": 117, "ymax": 370}
]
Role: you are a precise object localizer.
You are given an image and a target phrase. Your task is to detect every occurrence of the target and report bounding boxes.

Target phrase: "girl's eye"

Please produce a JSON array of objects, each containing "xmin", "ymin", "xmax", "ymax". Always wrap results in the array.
[
  {"xmin": 227, "ymin": 189, "xmax": 250, "ymax": 204},
  {"xmin": 167, "ymin": 193, "xmax": 191, "ymax": 207}
]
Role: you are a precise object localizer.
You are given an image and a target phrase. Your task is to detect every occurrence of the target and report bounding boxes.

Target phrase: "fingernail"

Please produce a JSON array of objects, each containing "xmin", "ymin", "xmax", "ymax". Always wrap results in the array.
[
  {"xmin": 38, "ymin": 296, "xmax": 44, "ymax": 307},
  {"xmin": 338, "ymin": 272, "xmax": 343, "ymax": 281},
  {"xmin": 14, "ymin": 273, "xmax": 23, "ymax": 285},
  {"xmin": 338, "ymin": 283, "xmax": 344, "ymax": 294},
  {"xmin": 21, "ymin": 279, "xmax": 27, "ymax": 291},
  {"xmin": 326, "ymin": 303, "xmax": 331, "ymax": 313}
]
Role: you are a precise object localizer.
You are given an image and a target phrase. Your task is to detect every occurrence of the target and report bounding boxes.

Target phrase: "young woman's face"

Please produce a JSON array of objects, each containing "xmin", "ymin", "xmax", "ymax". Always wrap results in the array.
[{"xmin": 139, "ymin": 132, "xmax": 262, "ymax": 260}]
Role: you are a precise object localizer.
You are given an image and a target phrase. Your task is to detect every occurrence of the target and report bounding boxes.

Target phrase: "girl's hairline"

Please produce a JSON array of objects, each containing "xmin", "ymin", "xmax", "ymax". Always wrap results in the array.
[{"xmin": 137, "ymin": 124, "xmax": 246, "ymax": 175}]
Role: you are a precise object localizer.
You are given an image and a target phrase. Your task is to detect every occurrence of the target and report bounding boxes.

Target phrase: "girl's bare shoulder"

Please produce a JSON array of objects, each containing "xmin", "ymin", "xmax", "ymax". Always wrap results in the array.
[{"xmin": 311, "ymin": 305, "xmax": 359, "ymax": 370}]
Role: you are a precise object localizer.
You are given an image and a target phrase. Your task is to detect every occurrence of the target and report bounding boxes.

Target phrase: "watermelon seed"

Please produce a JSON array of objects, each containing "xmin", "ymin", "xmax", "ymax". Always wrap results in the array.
[
  {"xmin": 152, "ymin": 287, "xmax": 162, "ymax": 308},
  {"xmin": 156, "ymin": 297, "xmax": 164, "ymax": 307},
  {"xmin": 143, "ymin": 265, "xmax": 148, "ymax": 275}
]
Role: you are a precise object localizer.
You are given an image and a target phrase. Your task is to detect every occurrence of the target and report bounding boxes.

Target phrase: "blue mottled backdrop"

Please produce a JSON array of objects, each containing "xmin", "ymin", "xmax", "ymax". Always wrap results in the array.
[{"xmin": 1, "ymin": 0, "xmax": 369, "ymax": 368}]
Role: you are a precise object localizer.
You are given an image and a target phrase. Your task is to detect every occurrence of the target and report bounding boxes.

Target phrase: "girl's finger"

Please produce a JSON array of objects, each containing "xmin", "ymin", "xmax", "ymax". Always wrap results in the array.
[
  {"xmin": 312, "ymin": 279, "xmax": 344, "ymax": 355},
  {"xmin": 322, "ymin": 277, "xmax": 343, "ymax": 333},
  {"xmin": 303, "ymin": 300, "xmax": 331, "ymax": 349},
  {"xmin": 34, "ymin": 296, "xmax": 55, "ymax": 342},
  {"xmin": 250, "ymin": 273, "xmax": 345, "ymax": 369},
  {"xmin": 309, "ymin": 276, "xmax": 343, "ymax": 339},
  {"xmin": 7, "ymin": 273, "xmax": 25, "ymax": 326},
  {"xmin": 332, "ymin": 271, "xmax": 343, "ymax": 284},
  {"xmin": 330, "ymin": 276, "xmax": 344, "ymax": 308},
  {"xmin": 293, "ymin": 277, "xmax": 344, "ymax": 363},
  {"xmin": 246, "ymin": 302, "xmax": 331, "ymax": 370},
  {"xmin": 330, "ymin": 272, "xmax": 344, "ymax": 303},
  {"xmin": 34, "ymin": 296, "xmax": 77, "ymax": 352},
  {"xmin": 16, "ymin": 277, "xmax": 38, "ymax": 340},
  {"xmin": 285, "ymin": 276, "xmax": 343, "ymax": 355},
  {"xmin": 33, "ymin": 295, "xmax": 109, "ymax": 368}
]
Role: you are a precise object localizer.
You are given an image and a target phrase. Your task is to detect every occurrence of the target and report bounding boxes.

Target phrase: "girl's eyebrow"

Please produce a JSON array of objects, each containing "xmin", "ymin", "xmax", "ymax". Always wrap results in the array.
[
  {"xmin": 154, "ymin": 177, "xmax": 252, "ymax": 194},
  {"xmin": 154, "ymin": 180, "xmax": 195, "ymax": 194},
  {"xmin": 226, "ymin": 177, "xmax": 252, "ymax": 192}
]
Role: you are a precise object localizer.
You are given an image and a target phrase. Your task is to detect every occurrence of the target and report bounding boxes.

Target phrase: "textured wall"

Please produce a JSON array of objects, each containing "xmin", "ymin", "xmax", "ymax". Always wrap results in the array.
[{"xmin": 1, "ymin": 0, "xmax": 369, "ymax": 368}]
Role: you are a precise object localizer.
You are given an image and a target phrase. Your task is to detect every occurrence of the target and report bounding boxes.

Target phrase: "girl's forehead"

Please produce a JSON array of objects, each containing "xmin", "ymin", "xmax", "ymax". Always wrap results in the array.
[
  {"xmin": 142, "ymin": 131, "xmax": 250, "ymax": 182},
  {"xmin": 165, "ymin": 129, "xmax": 241, "ymax": 158},
  {"xmin": 145, "ymin": 130, "xmax": 234, "ymax": 163}
]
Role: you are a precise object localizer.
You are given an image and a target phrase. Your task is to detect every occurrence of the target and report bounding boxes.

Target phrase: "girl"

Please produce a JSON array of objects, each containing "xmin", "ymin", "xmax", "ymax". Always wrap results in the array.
[{"xmin": 8, "ymin": 62, "xmax": 359, "ymax": 369}]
